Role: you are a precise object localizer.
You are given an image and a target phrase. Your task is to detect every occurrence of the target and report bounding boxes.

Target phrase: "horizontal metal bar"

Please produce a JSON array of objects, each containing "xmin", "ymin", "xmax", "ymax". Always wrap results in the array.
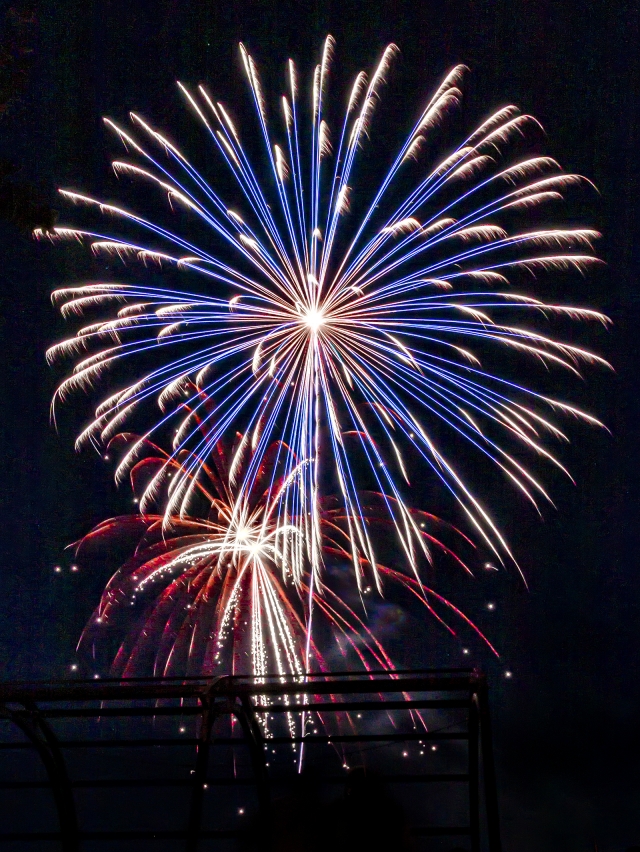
[
  {"xmin": 229, "ymin": 676, "xmax": 476, "ymax": 697},
  {"xmin": 412, "ymin": 827, "xmax": 472, "ymax": 836},
  {"xmin": 0, "ymin": 738, "xmax": 201, "ymax": 749},
  {"xmin": 0, "ymin": 778, "xmax": 248, "ymax": 789},
  {"xmin": 6, "ymin": 698, "xmax": 468, "ymax": 723},
  {"xmin": 0, "ymin": 668, "xmax": 475, "ymax": 689},
  {"xmin": 1, "ymin": 726, "xmax": 466, "ymax": 749},
  {"xmin": 22, "ymin": 697, "xmax": 468, "ymax": 720},
  {"xmin": 0, "ymin": 773, "xmax": 469, "ymax": 790},
  {"xmin": 274, "ymin": 667, "xmax": 476, "ymax": 678},
  {"xmin": 0, "ymin": 835, "xmax": 63, "ymax": 842},
  {"xmin": 40, "ymin": 705, "xmax": 203, "ymax": 719},
  {"xmin": 0, "ymin": 830, "xmax": 244, "ymax": 841},
  {"xmin": 254, "ymin": 698, "xmax": 470, "ymax": 713},
  {"xmin": 0, "ymin": 674, "xmax": 479, "ymax": 704},
  {"xmin": 380, "ymin": 773, "xmax": 470, "ymax": 783},
  {"xmin": 0, "ymin": 684, "xmax": 207, "ymax": 703},
  {"xmin": 0, "ymin": 827, "xmax": 470, "ymax": 842},
  {"xmin": 267, "ymin": 731, "xmax": 468, "ymax": 744}
]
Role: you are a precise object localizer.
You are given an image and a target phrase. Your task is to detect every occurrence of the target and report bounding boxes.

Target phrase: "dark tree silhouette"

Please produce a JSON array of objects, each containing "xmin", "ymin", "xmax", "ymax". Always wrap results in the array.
[
  {"xmin": 0, "ymin": 3, "xmax": 37, "ymax": 115},
  {"xmin": 0, "ymin": 4, "xmax": 56, "ymax": 233}
]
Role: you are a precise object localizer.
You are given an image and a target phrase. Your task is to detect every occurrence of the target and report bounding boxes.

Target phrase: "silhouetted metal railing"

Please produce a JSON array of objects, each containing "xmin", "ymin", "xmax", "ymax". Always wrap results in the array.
[{"xmin": 0, "ymin": 669, "xmax": 501, "ymax": 852}]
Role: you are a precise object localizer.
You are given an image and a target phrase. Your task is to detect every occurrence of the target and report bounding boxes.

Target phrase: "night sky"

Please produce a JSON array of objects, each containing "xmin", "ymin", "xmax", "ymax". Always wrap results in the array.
[{"xmin": 0, "ymin": 1, "xmax": 638, "ymax": 850}]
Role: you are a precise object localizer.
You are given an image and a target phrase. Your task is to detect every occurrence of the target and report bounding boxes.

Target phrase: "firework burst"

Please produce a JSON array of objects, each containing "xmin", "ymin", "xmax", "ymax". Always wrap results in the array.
[
  {"xmin": 45, "ymin": 37, "xmax": 608, "ymax": 600},
  {"xmin": 75, "ymin": 424, "xmax": 493, "ymax": 687}
]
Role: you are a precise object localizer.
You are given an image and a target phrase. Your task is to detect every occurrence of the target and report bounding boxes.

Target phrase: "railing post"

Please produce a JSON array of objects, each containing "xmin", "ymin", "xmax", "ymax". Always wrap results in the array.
[
  {"xmin": 185, "ymin": 696, "xmax": 217, "ymax": 852},
  {"xmin": 478, "ymin": 676, "xmax": 502, "ymax": 852},
  {"xmin": 235, "ymin": 695, "xmax": 270, "ymax": 816},
  {"xmin": 469, "ymin": 690, "xmax": 481, "ymax": 852}
]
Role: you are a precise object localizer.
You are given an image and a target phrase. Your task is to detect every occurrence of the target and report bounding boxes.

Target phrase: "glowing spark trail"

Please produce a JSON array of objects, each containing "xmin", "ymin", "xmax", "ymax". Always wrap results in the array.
[{"xmin": 46, "ymin": 38, "xmax": 608, "ymax": 605}]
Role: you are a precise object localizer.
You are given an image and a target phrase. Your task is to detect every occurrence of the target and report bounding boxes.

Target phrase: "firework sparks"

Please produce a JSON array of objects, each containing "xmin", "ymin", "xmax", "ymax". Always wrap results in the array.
[
  {"xmin": 74, "ymin": 422, "xmax": 495, "ymax": 748},
  {"xmin": 77, "ymin": 423, "xmax": 494, "ymax": 675},
  {"xmin": 46, "ymin": 38, "xmax": 608, "ymax": 597},
  {"xmin": 78, "ymin": 431, "xmax": 314, "ymax": 683}
]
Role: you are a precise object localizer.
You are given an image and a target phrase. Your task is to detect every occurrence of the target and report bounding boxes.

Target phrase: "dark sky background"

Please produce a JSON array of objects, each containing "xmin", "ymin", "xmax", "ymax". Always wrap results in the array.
[{"xmin": 0, "ymin": 1, "xmax": 638, "ymax": 850}]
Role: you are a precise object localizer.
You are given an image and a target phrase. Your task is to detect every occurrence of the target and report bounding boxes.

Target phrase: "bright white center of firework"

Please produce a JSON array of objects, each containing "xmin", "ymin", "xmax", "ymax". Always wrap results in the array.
[
  {"xmin": 234, "ymin": 525, "xmax": 263, "ymax": 557},
  {"xmin": 303, "ymin": 308, "xmax": 325, "ymax": 333}
]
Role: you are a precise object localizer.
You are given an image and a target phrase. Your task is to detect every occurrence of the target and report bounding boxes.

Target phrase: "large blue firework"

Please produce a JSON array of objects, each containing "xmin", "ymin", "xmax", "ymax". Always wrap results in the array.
[{"xmin": 43, "ymin": 37, "xmax": 608, "ymax": 599}]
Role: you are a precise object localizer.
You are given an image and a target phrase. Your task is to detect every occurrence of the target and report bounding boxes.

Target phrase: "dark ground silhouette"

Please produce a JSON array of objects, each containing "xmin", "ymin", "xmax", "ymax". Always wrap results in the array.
[{"xmin": 245, "ymin": 767, "xmax": 414, "ymax": 852}]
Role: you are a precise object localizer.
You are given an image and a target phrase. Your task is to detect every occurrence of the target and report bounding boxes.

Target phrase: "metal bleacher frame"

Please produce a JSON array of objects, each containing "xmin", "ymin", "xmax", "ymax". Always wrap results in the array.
[{"xmin": 0, "ymin": 668, "xmax": 502, "ymax": 851}]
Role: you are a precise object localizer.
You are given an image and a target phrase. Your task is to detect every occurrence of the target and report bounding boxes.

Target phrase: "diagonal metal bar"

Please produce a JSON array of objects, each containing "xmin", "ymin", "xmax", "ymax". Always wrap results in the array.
[{"xmin": 0, "ymin": 701, "xmax": 79, "ymax": 852}]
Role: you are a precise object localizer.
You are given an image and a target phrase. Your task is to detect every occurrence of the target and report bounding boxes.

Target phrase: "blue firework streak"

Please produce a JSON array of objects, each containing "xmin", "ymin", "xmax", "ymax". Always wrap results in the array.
[{"xmin": 43, "ymin": 37, "xmax": 608, "ymax": 596}]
